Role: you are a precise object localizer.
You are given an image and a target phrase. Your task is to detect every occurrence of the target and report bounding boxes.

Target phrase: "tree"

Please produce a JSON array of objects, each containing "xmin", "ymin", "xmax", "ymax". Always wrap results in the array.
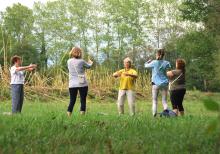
[
  {"xmin": 176, "ymin": 0, "xmax": 220, "ymax": 91},
  {"xmin": 166, "ymin": 31, "xmax": 218, "ymax": 91},
  {"xmin": 1, "ymin": 3, "xmax": 39, "ymax": 66},
  {"xmin": 33, "ymin": 2, "xmax": 48, "ymax": 69}
]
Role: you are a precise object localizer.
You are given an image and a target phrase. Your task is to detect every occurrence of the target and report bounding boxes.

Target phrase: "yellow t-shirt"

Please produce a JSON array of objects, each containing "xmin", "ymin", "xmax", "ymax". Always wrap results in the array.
[{"xmin": 117, "ymin": 69, "xmax": 138, "ymax": 90}]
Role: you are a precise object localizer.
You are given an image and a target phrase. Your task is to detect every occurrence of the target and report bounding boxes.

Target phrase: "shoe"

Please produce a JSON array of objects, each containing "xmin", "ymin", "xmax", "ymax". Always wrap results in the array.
[
  {"xmin": 67, "ymin": 112, "xmax": 72, "ymax": 117},
  {"xmin": 80, "ymin": 111, "xmax": 85, "ymax": 115},
  {"xmin": 153, "ymin": 113, "xmax": 157, "ymax": 117}
]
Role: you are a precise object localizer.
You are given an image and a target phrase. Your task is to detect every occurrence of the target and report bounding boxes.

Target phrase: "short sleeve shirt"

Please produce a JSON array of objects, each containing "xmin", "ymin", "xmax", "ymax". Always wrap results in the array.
[
  {"xmin": 169, "ymin": 69, "xmax": 185, "ymax": 91},
  {"xmin": 117, "ymin": 69, "xmax": 138, "ymax": 90},
  {"xmin": 10, "ymin": 66, "xmax": 25, "ymax": 85},
  {"xmin": 145, "ymin": 60, "xmax": 171, "ymax": 86}
]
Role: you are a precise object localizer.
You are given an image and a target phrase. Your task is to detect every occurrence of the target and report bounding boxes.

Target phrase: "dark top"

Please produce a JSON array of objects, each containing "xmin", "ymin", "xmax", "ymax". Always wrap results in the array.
[{"xmin": 169, "ymin": 69, "xmax": 185, "ymax": 91}]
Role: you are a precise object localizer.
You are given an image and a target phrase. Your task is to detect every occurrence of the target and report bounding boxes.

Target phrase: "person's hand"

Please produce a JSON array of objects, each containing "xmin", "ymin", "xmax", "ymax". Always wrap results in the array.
[
  {"xmin": 29, "ymin": 64, "xmax": 37, "ymax": 71},
  {"xmin": 147, "ymin": 59, "xmax": 152, "ymax": 63},
  {"xmin": 88, "ymin": 58, "xmax": 93, "ymax": 65},
  {"xmin": 29, "ymin": 64, "xmax": 36, "ymax": 68},
  {"xmin": 113, "ymin": 72, "xmax": 121, "ymax": 78},
  {"xmin": 123, "ymin": 72, "xmax": 131, "ymax": 77},
  {"xmin": 28, "ymin": 68, "xmax": 35, "ymax": 71},
  {"xmin": 33, "ymin": 64, "xmax": 37, "ymax": 68}
]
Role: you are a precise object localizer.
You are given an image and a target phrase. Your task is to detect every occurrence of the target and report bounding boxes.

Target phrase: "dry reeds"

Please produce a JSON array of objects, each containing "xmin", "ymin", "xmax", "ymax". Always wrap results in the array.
[{"xmin": 0, "ymin": 65, "xmax": 151, "ymax": 101}]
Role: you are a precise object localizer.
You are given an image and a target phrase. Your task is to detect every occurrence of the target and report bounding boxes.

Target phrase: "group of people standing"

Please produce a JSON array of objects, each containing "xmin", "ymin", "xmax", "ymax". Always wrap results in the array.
[
  {"xmin": 9, "ymin": 47, "xmax": 186, "ymax": 117},
  {"xmin": 113, "ymin": 49, "xmax": 186, "ymax": 117}
]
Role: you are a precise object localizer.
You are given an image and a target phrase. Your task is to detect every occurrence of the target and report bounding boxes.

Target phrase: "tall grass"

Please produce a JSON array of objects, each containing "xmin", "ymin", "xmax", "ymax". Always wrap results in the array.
[{"xmin": 0, "ymin": 65, "xmax": 151, "ymax": 101}]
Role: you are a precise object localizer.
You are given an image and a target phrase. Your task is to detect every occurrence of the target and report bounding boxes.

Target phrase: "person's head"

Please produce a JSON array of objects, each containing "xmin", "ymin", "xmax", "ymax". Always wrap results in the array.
[
  {"xmin": 69, "ymin": 47, "xmax": 82, "ymax": 59},
  {"xmin": 11, "ymin": 55, "xmax": 22, "ymax": 66},
  {"xmin": 123, "ymin": 57, "xmax": 132, "ymax": 69},
  {"xmin": 176, "ymin": 59, "xmax": 186, "ymax": 73},
  {"xmin": 156, "ymin": 49, "xmax": 165, "ymax": 60}
]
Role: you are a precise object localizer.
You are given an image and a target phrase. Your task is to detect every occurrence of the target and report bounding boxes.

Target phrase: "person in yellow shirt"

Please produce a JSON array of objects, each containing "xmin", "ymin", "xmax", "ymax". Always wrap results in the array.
[{"xmin": 113, "ymin": 57, "xmax": 138, "ymax": 116}]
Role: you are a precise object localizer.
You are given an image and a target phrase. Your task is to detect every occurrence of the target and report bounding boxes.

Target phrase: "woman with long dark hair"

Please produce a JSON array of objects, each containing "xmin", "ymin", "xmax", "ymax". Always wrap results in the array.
[{"xmin": 145, "ymin": 49, "xmax": 171, "ymax": 117}]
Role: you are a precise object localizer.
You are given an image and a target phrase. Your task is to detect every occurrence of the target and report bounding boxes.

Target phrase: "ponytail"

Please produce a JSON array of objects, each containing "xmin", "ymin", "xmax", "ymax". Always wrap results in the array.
[{"xmin": 157, "ymin": 49, "xmax": 165, "ymax": 60}]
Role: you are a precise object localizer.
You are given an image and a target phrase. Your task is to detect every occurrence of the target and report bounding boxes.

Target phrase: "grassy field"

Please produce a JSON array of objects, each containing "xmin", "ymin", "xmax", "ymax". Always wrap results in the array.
[{"xmin": 0, "ymin": 92, "xmax": 220, "ymax": 154}]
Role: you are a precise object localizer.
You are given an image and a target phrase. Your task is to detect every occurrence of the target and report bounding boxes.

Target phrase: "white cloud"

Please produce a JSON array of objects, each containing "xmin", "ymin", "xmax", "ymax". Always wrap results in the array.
[{"xmin": 0, "ymin": 0, "xmax": 48, "ymax": 11}]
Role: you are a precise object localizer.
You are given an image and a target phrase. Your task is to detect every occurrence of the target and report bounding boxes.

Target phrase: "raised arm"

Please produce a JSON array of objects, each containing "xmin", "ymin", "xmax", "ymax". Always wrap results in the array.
[
  {"xmin": 84, "ymin": 59, "xmax": 93, "ymax": 69},
  {"xmin": 144, "ymin": 60, "xmax": 154, "ymax": 69}
]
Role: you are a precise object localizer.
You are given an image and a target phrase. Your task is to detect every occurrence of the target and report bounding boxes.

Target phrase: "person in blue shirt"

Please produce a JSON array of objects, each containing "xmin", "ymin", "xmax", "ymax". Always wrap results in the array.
[{"xmin": 145, "ymin": 49, "xmax": 171, "ymax": 117}]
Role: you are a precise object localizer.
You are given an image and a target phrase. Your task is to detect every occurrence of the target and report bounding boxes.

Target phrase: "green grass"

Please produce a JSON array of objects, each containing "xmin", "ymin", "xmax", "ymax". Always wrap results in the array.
[{"xmin": 0, "ymin": 92, "xmax": 220, "ymax": 154}]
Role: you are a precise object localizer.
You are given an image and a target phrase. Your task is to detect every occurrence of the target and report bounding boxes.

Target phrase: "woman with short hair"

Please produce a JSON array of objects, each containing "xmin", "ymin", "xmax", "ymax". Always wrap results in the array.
[
  {"xmin": 167, "ymin": 59, "xmax": 186, "ymax": 116},
  {"xmin": 113, "ymin": 57, "xmax": 138, "ymax": 116},
  {"xmin": 67, "ymin": 47, "xmax": 93, "ymax": 116},
  {"xmin": 10, "ymin": 55, "xmax": 37, "ymax": 113}
]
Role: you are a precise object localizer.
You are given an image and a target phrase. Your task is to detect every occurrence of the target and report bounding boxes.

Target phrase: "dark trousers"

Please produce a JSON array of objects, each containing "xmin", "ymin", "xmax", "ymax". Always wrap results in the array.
[
  {"xmin": 67, "ymin": 86, "xmax": 88, "ymax": 112},
  {"xmin": 170, "ymin": 89, "xmax": 186, "ymax": 111},
  {"xmin": 11, "ymin": 84, "xmax": 24, "ymax": 113}
]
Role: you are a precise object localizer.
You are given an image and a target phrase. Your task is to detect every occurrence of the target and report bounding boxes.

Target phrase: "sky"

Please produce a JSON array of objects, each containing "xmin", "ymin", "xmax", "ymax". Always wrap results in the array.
[{"xmin": 0, "ymin": 0, "xmax": 49, "ymax": 11}]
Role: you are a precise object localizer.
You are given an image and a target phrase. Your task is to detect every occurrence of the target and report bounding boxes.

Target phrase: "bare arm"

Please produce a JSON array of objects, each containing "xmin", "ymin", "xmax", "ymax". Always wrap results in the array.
[
  {"xmin": 113, "ymin": 71, "xmax": 121, "ymax": 78},
  {"xmin": 16, "ymin": 64, "xmax": 37, "ymax": 72},
  {"xmin": 123, "ymin": 73, "xmax": 138, "ymax": 79},
  {"xmin": 167, "ymin": 71, "xmax": 174, "ymax": 78},
  {"xmin": 144, "ymin": 60, "xmax": 154, "ymax": 68}
]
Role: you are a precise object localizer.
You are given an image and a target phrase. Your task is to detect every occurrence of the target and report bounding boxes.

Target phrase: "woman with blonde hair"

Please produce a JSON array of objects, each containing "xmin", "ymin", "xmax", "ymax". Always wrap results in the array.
[
  {"xmin": 167, "ymin": 59, "xmax": 186, "ymax": 116},
  {"xmin": 67, "ymin": 47, "xmax": 93, "ymax": 116},
  {"xmin": 113, "ymin": 57, "xmax": 138, "ymax": 116}
]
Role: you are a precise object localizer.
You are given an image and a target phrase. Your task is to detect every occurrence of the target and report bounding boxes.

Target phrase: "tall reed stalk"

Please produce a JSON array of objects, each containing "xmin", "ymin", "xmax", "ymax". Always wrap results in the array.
[{"xmin": 0, "ymin": 65, "xmax": 151, "ymax": 101}]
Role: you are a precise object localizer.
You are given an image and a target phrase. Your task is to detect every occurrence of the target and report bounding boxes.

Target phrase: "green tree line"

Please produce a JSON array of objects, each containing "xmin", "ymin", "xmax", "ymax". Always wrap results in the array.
[{"xmin": 0, "ymin": 0, "xmax": 219, "ymax": 91}]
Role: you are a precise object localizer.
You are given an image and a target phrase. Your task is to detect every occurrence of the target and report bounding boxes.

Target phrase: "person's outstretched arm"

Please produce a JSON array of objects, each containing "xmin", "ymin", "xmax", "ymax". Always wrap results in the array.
[
  {"xmin": 15, "ymin": 64, "xmax": 37, "ymax": 72},
  {"xmin": 144, "ymin": 60, "xmax": 154, "ymax": 68}
]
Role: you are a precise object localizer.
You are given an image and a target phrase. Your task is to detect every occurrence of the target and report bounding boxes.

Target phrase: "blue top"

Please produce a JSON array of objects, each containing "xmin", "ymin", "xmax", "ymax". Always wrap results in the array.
[{"xmin": 145, "ymin": 60, "xmax": 171, "ymax": 87}]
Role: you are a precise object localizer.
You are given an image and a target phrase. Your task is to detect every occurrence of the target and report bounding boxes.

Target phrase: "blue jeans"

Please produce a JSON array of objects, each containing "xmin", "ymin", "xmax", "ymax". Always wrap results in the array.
[{"xmin": 11, "ymin": 84, "xmax": 24, "ymax": 113}]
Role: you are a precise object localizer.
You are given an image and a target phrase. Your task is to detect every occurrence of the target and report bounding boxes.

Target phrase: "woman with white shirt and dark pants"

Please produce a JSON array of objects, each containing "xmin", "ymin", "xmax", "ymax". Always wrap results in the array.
[
  {"xmin": 67, "ymin": 47, "xmax": 93, "ymax": 116},
  {"xmin": 10, "ymin": 55, "xmax": 37, "ymax": 113}
]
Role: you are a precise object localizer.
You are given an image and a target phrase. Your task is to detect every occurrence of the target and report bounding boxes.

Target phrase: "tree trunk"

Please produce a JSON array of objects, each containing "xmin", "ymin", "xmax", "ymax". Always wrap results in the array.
[
  {"xmin": 40, "ymin": 31, "xmax": 47, "ymax": 69},
  {"xmin": 204, "ymin": 79, "xmax": 207, "ymax": 91}
]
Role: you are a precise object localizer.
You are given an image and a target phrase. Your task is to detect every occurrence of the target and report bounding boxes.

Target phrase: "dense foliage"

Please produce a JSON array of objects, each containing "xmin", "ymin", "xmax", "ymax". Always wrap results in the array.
[{"xmin": 0, "ymin": 0, "xmax": 219, "ymax": 91}]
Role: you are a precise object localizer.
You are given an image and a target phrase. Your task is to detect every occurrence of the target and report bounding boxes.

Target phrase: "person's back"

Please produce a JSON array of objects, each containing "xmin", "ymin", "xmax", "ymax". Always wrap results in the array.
[
  {"xmin": 169, "ymin": 69, "xmax": 185, "ymax": 91},
  {"xmin": 144, "ymin": 49, "xmax": 171, "ymax": 117},
  {"xmin": 66, "ymin": 47, "xmax": 93, "ymax": 117},
  {"xmin": 67, "ymin": 58, "xmax": 91, "ymax": 88},
  {"xmin": 167, "ymin": 59, "xmax": 186, "ymax": 116},
  {"xmin": 147, "ymin": 60, "xmax": 171, "ymax": 87}
]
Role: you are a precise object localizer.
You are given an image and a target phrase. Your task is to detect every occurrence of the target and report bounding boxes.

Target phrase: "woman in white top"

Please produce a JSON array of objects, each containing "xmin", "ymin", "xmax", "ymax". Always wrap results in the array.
[
  {"xmin": 10, "ymin": 55, "xmax": 37, "ymax": 113},
  {"xmin": 67, "ymin": 47, "xmax": 93, "ymax": 116}
]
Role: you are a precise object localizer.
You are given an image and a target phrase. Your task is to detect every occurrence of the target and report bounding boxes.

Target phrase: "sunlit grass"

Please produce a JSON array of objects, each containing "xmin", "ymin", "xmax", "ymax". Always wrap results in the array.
[{"xmin": 0, "ymin": 95, "xmax": 219, "ymax": 154}]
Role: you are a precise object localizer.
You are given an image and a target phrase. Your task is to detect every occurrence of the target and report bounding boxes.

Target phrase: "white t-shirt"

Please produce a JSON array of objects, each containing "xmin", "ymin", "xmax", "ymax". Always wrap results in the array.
[{"xmin": 10, "ymin": 66, "xmax": 25, "ymax": 85}]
